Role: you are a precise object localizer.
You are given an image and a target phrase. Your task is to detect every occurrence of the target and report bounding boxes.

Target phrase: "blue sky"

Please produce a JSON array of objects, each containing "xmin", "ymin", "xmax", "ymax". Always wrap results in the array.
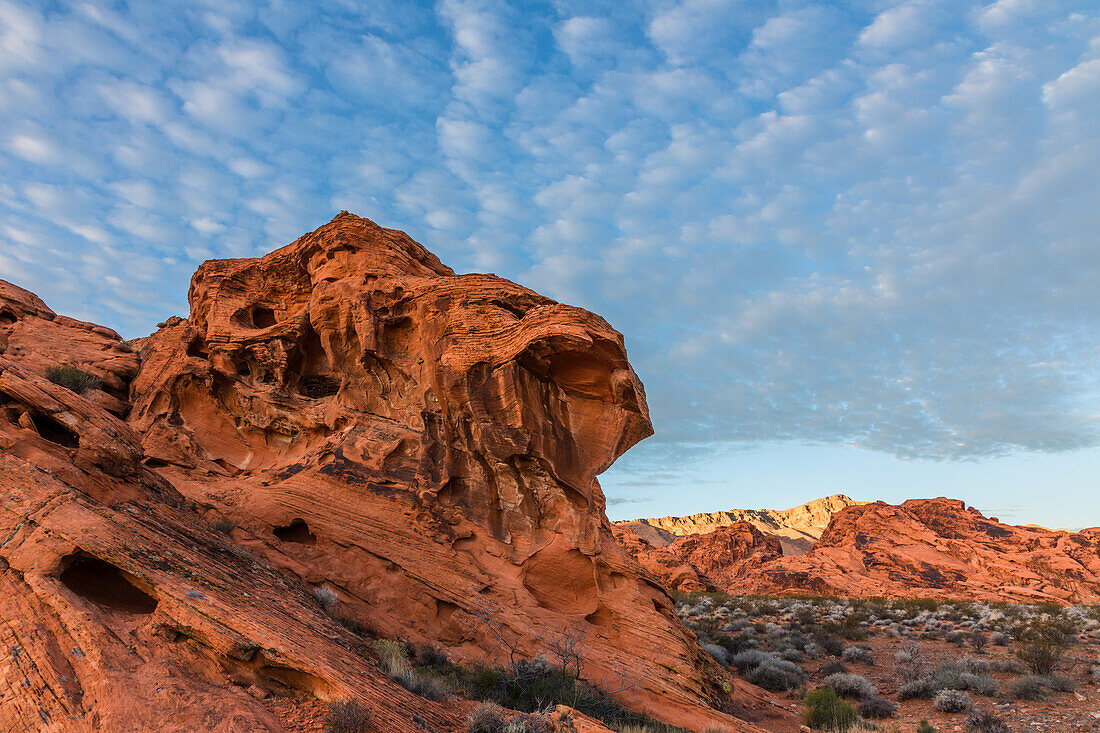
[{"xmin": 1, "ymin": 0, "xmax": 1098, "ymax": 529}]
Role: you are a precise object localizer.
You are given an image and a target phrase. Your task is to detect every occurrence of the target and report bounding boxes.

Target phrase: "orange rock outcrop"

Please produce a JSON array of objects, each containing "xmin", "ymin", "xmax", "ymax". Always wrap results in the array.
[
  {"xmin": 737, "ymin": 498, "xmax": 1100, "ymax": 604},
  {"xmin": 613, "ymin": 522, "xmax": 782, "ymax": 594},
  {"xmin": 0, "ymin": 214, "xmax": 790, "ymax": 731}
]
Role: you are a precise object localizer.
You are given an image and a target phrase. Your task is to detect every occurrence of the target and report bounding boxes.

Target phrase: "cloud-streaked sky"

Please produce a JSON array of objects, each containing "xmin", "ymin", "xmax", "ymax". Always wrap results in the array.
[{"xmin": 2, "ymin": 0, "xmax": 1098, "ymax": 528}]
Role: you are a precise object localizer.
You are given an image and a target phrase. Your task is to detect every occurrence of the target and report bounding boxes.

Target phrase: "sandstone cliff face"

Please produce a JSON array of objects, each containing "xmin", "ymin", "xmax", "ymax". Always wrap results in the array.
[
  {"xmin": 0, "ymin": 214, "xmax": 784, "ymax": 731},
  {"xmin": 619, "ymin": 494, "xmax": 860, "ymax": 555},
  {"xmin": 737, "ymin": 498, "xmax": 1100, "ymax": 604},
  {"xmin": 0, "ymin": 280, "xmax": 471, "ymax": 732}
]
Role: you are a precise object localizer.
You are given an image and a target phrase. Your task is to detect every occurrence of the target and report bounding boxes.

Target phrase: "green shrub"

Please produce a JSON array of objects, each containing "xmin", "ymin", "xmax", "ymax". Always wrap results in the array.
[
  {"xmin": 1014, "ymin": 616, "xmax": 1076, "ymax": 674},
  {"xmin": 45, "ymin": 365, "xmax": 101, "ymax": 394},
  {"xmin": 1006, "ymin": 675, "xmax": 1045, "ymax": 700},
  {"xmin": 802, "ymin": 687, "xmax": 858, "ymax": 731},
  {"xmin": 373, "ymin": 638, "xmax": 411, "ymax": 677},
  {"xmin": 916, "ymin": 720, "xmax": 936, "ymax": 733},
  {"xmin": 324, "ymin": 699, "xmax": 371, "ymax": 733}
]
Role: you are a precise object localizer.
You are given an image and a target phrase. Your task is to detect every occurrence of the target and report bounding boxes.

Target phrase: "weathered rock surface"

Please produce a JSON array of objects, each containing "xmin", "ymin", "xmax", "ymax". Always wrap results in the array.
[
  {"xmin": 736, "ymin": 498, "xmax": 1100, "ymax": 604},
  {"xmin": 1, "ymin": 214, "xmax": 790, "ymax": 731},
  {"xmin": 613, "ymin": 522, "xmax": 783, "ymax": 594},
  {"xmin": 619, "ymin": 494, "xmax": 860, "ymax": 555}
]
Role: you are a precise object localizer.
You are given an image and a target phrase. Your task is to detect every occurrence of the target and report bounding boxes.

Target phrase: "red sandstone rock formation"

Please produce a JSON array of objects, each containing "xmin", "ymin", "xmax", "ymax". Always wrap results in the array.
[
  {"xmin": 613, "ymin": 522, "xmax": 783, "ymax": 594},
  {"xmin": 619, "ymin": 494, "xmax": 860, "ymax": 555},
  {"xmin": 0, "ymin": 214, "xmax": 790, "ymax": 731},
  {"xmin": 738, "ymin": 498, "xmax": 1100, "ymax": 604}
]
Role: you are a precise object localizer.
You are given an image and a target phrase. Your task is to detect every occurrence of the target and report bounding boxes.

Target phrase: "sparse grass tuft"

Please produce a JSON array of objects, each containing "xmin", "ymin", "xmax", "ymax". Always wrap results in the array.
[{"xmin": 45, "ymin": 365, "xmax": 101, "ymax": 394}]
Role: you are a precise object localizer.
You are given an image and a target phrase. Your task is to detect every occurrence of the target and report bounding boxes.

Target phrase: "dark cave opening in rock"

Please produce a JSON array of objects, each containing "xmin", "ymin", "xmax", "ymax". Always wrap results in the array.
[
  {"xmin": 273, "ymin": 519, "xmax": 317, "ymax": 545},
  {"xmin": 30, "ymin": 413, "xmax": 79, "ymax": 448},
  {"xmin": 59, "ymin": 553, "xmax": 158, "ymax": 614}
]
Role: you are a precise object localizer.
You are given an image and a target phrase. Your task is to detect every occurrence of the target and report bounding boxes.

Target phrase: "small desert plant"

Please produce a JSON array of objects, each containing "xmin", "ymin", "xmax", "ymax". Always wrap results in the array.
[
  {"xmin": 916, "ymin": 720, "xmax": 936, "ymax": 733},
  {"xmin": 822, "ymin": 672, "xmax": 876, "ymax": 700},
  {"xmin": 1006, "ymin": 675, "xmax": 1045, "ymax": 700},
  {"xmin": 858, "ymin": 693, "xmax": 897, "ymax": 718},
  {"xmin": 730, "ymin": 649, "xmax": 774, "ymax": 672},
  {"xmin": 842, "ymin": 646, "xmax": 874, "ymax": 665},
  {"xmin": 469, "ymin": 702, "xmax": 507, "ymax": 733},
  {"xmin": 932, "ymin": 689, "xmax": 973, "ymax": 713},
  {"xmin": 211, "ymin": 517, "xmax": 235, "ymax": 535},
  {"xmin": 703, "ymin": 642, "xmax": 729, "ymax": 665},
  {"xmin": 45, "ymin": 365, "xmax": 101, "ymax": 394},
  {"xmin": 990, "ymin": 632, "xmax": 1010, "ymax": 646},
  {"xmin": 818, "ymin": 635, "xmax": 846, "ymax": 657},
  {"xmin": 969, "ymin": 631, "xmax": 988, "ymax": 652},
  {"xmin": 395, "ymin": 670, "xmax": 448, "ymax": 701},
  {"xmin": 324, "ymin": 699, "xmax": 371, "ymax": 733},
  {"xmin": 966, "ymin": 709, "xmax": 1009, "ymax": 733},
  {"xmin": 372, "ymin": 639, "xmax": 411, "ymax": 678},
  {"xmin": 821, "ymin": 660, "xmax": 848, "ymax": 676},
  {"xmin": 1041, "ymin": 672, "xmax": 1076, "ymax": 691},
  {"xmin": 745, "ymin": 659, "xmax": 806, "ymax": 691},
  {"xmin": 313, "ymin": 586, "xmax": 339, "ymax": 611},
  {"xmin": 897, "ymin": 675, "xmax": 937, "ymax": 700},
  {"xmin": 802, "ymin": 687, "xmax": 858, "ymax": 731},
  {"xmin": 1014, "ymin": 616, "xmax": 1076, "ymax": 674}
]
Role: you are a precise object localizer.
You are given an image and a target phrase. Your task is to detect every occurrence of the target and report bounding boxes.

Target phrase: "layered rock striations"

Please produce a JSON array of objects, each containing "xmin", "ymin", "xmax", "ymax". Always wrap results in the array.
[
  {"xmin": 619, "ymin": 494, "xmax": 860, "ymax": 555},
  {"xmin": 738, "ymin": 498, "xmax": 1100, "ymax": 604},
  {"xmin": 0, "ymin": 214, "xmax": 785, "ymax": 731}
]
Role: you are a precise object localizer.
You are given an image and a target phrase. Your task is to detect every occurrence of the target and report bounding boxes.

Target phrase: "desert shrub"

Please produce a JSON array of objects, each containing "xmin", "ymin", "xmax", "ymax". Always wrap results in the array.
[
  {"xmin": 1041, "ymin": 672, "xmax": 1076, "ymax": 692},
  {"xmin": 966, "ymin": 709, "xmax": 1009, "ymax": 733},
  {"xmin": 313, "ymin": 586, "xmax": 339, "ymax": 611},
  {"xmin": 990, "ymin": 632, "xmax": 1010, "ymax": 646},
  {"xmin": 959, "ymin": 656, "xmax": 992, "ymax": 675},
  {"xmin": 745, "ymin": 660, "xmax": 806, "ymax": 691},
  {"xmin": 211, "ymin": 517, "xmax": 235, "ymax": 535},
  {"xmin": 858, "ymin": 693, "xmax": 897, "ymax": 718},
  {"xmin": 822, "ymin": 673, "xmax": 876, "ymax": 700},
  {"xmin": 372, "ymin": 639, "xmax": 411, "ymax": 677},
  {"xmin": 821, "ymin": 660, "xmax": 848, "ymax": 676},
  {"xmin": 730, "ymin": 649, "xmax": 773, "ymax": 672},
  {"xmin": 818, "ymin": 635, "xmax": 846, "ymax": 657},
  {"xmin": 411, "ymin": 642, "xmax": 449, "ymax": 669},
  {"xmin": 932, "ymin": 689, "xmax": 973, "ymax": 713},
  {"xmin": 717, "ymin": 633, "xmax": 757, "ymax": 654},
  {"xmin": 45, "ymin": 365, "xmax": 101, "ymax": 394},
  {"xmin": 469, "ymin": 702, "xmax": 507, "ymax": 733},
  {"xmin": 916, "ymin": 720, "xmax": 936, "ymax": 733},
  {"xmin": 969, "ymin": 631, "xmax": 988, "ymax": 653},
  {"xmin": 1007, "ymin": 675, "xmax": 1045, "ymax": 700},
  {"xmin": 779, "ymin": 646, "xmax": 805, "ymax": 662},
  {"xmin": 395, "ymin": 670, "xmax": 448, "ymax": 701},
  {"xmin": 989, "ymin": 658, "xmax": 1025, "ymax": 674},
  {"xmin": 842, "ymin": 646, "xmax": 874, "ymax": 665},
  {"xmin": 802, "ymin": 687, "xmax": 858, "ymax": 731},
  {"xmin": 1014, "ymin": 616, "xmax": 1076, "ymax": 674},
  {"xmin": 957, "ymin": 672, "xmax": 999, "ymax": 697},
  {"xmin": 703, "ymin": 643, "xmax": 729, "ymax": 666},
  {"xmin": 897, "ymin": 675, "xmax": 937, "ymax": 701},
  {"xmin": 325, "ymin": 699, "xmax": 371, "ymax": 733}
]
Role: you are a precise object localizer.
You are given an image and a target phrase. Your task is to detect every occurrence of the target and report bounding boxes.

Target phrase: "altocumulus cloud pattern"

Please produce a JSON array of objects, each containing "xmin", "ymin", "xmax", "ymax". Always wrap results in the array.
[{"xmin": 1, "ymin": 0, "xmax": 1099, "ymax": 461}]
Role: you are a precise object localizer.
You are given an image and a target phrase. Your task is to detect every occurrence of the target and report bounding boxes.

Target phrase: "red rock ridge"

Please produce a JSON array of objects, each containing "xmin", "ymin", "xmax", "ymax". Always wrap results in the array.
[{"xmin": 739, "ymin": 498, "xmax": 1100, "ymax": 604}]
